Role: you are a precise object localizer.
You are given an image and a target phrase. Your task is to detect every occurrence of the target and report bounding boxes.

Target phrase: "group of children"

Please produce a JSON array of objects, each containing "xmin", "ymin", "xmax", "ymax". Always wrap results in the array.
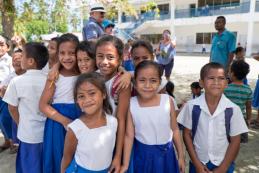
[{"xmin": 0, "ymin": 33, "xmax": 258, "ymax": 173}]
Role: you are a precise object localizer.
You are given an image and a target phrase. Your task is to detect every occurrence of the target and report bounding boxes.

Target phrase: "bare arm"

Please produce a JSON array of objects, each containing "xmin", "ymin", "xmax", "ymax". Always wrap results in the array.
[
  {"xmin": 183, "ymin": 128, "xmax": 210, "ymax": 173},
  {"xmin": 8, "ymin": 105, "xmax": 19, "ymax": 125},
  {"xmin": 169, "ymin": 99, "xmax": 185, "ymax": 173},
  {"xmin": 245, "ymin": 101, "xmax": 252, "ymax": 126},
  {"xmin": 39, "ymin": 79, "xmax": 71, "ymax": 128},
  {"xmin": 110, "ymin": 85, "xmax": 131, "ymax": 172},
  {"xmin": 226, "ymin": 53, "xmax": 234, "ymax": 74},
  {"xmin": 212, "ymin": 135, "xmax": 240, "ymax": 173},
  {"xmin": 61, "ymin": 128, "xmax": 77, "ymax": 173},
  {"xmin": 120, "ymin": 110, "xmax": 135, "ymax": 173}
]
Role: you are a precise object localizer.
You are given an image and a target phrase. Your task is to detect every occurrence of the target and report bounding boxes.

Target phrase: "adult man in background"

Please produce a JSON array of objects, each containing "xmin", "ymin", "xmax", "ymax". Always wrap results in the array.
[
  {"xmin": 210, "ymin": 16, "xmax": 236, "ymax": 74},
  {"xmin": 82, "ymin": 3, "xmax": 105, "ymax": 41}
]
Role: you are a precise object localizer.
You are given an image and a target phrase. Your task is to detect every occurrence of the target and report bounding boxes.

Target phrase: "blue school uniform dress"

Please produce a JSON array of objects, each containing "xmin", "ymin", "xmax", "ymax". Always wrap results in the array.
[
  {"xmin": 66, "ymin": 114, "xmax": 117, "ymax": 173},
  {"xmin": 43, "ymin": 75, "xmax": 80, "ymax": 173},
  {"xmin": 129, "ymin": 94, "xmax": 180, "ymax": 173},
  {"xmin": 3, "ymin": 70, "xmax": 47, "ymax": 173},
  {"xmin": 177, "ymin": 94, "xmax": 248, "ymax": 173},
  {"xmin": 253, "ymin": 78, "xmax": 259, "ymax": 109}
]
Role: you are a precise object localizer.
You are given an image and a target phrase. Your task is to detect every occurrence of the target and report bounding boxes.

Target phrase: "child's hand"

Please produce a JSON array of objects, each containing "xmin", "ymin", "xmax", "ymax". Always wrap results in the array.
[
  {"xmin": 48, "ymin": 63, "xmax": 60, "ymax": 82},
  {"xmin": 62, "ymin": 118, "xmax": 72, "ymax": 131},
  {"xmin": 113, "ymin": 72, "xmax": 131, "ymax": 93},
  {"xmin": 178, "ymin": 157, "xmax": 185, "ymax": 173},
  {"xmin": 196, "ymin": 164, "xmax": 211, "ymax": 173},
  {"xmin": 109, "ymin": 156, "xmax": 121, "ymax": 173},
  {"xmin": 119, "ymin": 165, "xmax": 128, "ymax": 173},
  {"xmin": 212, "ymin": 167, "xmax": 225, "ymax": 173}
]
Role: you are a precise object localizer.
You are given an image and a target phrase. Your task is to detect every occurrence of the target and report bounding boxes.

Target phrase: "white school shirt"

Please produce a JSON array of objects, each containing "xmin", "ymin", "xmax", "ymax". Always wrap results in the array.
[
  {"xmin": 177, "ymin": 93, "xmax": 248, "ymax": 166},
  {"xmin": 130, "ymin": 94, "xmax": 173, "ymax": 145},
  {"xmin": 3, "ymin": 70, "xmax": 47, "ymax": 143},
  {"xmin": 41, "ymin": 63, "xmax": 49, "ymax": 75},
  {"xmin": 52, "ymin": 75, "xmax": 78, "ymax": 104},
  {"xmin": 0, "ymin": 71, "xmax": 17, "ymax": 88},
  {"xmin": 0, "ymin": 53, "xmax": 13, "ymax": 84},
  {"xmin": 68, "ymin": 115, "xmax": 117, "ymax": 171}
]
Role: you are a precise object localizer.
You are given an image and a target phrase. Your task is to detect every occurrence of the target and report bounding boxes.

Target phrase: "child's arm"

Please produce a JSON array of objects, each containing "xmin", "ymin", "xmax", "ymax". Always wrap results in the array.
[
  {"xmin": 39, "ymin": 79, "xmax": 71, "ymax": 129},
  {"xmin": 169, "ymin": 99, "xmax": 185, "ymax": 173},
  {"xmin": 61, "ymin": 128, "xmax": 77, "ymax": 173},
  {"xmin": 183, "ymin": 128, "xmax": 210, "ymax": 173},
  {"xmin": 8, "ymin": 105, "xmax": 19, "ymax": 125},
  {"xmin": 120, "ymin": 110, "xmax": 135, "ymax": 173},
  {"xmin": 245, "ymin": 100, "xmax": 252, "ymax": 126},
  {"xmin": 113, "ymin": 68, "xmax": 132, "ymax": 93},
  {"xmin": 212, "ymin": 135, "xmax": 240, "ymax": 173},
  {"xmin": 109, "ymin": 86, "xmax": 131, "ymax": 173}
]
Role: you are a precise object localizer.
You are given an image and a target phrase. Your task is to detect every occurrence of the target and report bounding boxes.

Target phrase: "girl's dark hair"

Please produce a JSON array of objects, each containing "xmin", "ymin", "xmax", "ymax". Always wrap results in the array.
[
  {"xmin": 57, "ymin": 33, "xmax": 79, "ymax": 52},
  {"xmin": 76, "ymin": 41, "xmax": 96, "ymax": 60},
  {"xmin": 130, "ymin": 39, "xmax": 154, "ymax": 57},
  {"xmin": 74, "ymin": 72, "xmax": 113, "ymax": 115},
  {"xmin": 163, "ymin": 29, "xmax": 171, "ymax": 35},
  {"xmin": 134, "ymin": 60, "xmax": 162, "ymax": 80},
  {"xmin": 24, "ymin": 42, "xmax": 49, "ymax": 69},
  {"xmin": 96, "ymin": 35, "xmax": 124, "ymax": 60},
  {"xmin": 166, "ymin": 81, "xmax": 175, "ymax": 98},
  {"xmin": 51, "ymin": 37, "xmax": 60, "ymax": 43}
]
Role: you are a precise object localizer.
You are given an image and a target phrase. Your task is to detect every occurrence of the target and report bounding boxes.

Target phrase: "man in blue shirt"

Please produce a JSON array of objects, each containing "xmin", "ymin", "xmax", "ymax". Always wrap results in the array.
[
  {"xmin": 210, "ymin": 16, "xmax": 236, "ymax": 73},
  {"xmin": 82, "ymin": 3, "xmax": 105, "ymax": 41}
]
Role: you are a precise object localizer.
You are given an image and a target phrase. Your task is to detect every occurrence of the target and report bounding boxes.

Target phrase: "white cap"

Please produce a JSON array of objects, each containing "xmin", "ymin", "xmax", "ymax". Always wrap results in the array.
[{"xmin": 90, "ymin": 3, "xmax": 106, "ymax": 13}]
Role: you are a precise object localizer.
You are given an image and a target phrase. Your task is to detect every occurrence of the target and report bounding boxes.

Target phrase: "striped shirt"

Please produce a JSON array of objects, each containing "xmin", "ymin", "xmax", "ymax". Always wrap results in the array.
[{"xmin": 224, "ymin": 83, "xmax": 253, "ymax": 115}]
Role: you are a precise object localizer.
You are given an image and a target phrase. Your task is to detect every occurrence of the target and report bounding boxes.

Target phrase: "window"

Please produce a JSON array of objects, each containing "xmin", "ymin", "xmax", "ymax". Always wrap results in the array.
[
  {"xmin": 196, "ymin": 32, "xmax": 214, "ymax": 44},
  {"xmin": 198, "ymin": 0, "xmax": 240, "ymax": 7},
  {"xmin": 158, "ymin": 4, "xmax": 170, "ymax": 14}
]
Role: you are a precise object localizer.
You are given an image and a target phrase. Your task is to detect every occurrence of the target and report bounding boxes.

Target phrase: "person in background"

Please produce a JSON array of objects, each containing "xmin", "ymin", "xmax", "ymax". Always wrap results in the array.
[
  {"xmin": 190, "ymin": 82, "xmax": 203, "ymax": 99},
  {"xmin": 102, "ymin": 19, "xmax": 115, "ymax": 35},
  {"xmin": 251, "ymin": 54, "xmax": 259, "ymax": 129},
  {"xmin": 156, "ymin": 29, "xmax": 176, "ymax": 81},
  {"xmin": 210, "ymin": 16, "xmax": 236, "ymax": 74},
  {"xmin": 235, "ymin": 47, "xmax": 245, "ymax": 61},
  {"xmin": 11, "ymin": 35, "xmax": 26, "ymax": 52},
  {"xmin": 82, "ymin": 3, "xmax": 106, "ymax": 41}
]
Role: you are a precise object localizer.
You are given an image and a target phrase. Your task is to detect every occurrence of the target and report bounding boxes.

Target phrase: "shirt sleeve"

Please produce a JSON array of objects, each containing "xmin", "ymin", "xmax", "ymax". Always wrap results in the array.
[
  {"xmin": 85, "ymin": 23, "xmax": 98, "ymax": 40},
  {"xmin": 177, "ymin": 103, "xmax": 192, "ymax": 129},
  {"xmin": 228, "ymin": 33, "xmax": 236, "ymax": 53},
  {"xmin": 2, "ymin": 79, "xmax": 19, "ymax": 106},
  {"xmin": 229, "ymin": 106, "xmax": 249, "ymax": 136}
]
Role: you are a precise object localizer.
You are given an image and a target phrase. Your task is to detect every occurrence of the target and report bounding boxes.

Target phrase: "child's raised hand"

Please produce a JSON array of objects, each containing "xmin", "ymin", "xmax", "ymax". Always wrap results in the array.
[
  {"xmin": 178, "ymin": 157, "xmax": 185, "ymax": 173},
  {"xmin": 48, "ymin": 63, "xmax": 60, "ymax": 84},
  {"xmin": 112, "ymin": 72, "xmax": 131, "ymax": 93}
]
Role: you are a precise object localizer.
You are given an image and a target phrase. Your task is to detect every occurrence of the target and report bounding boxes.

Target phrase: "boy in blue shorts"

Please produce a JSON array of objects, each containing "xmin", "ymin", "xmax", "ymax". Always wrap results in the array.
[{"xmin": 178, "ymin": 62, "xmax": 248, "ymax": 173}]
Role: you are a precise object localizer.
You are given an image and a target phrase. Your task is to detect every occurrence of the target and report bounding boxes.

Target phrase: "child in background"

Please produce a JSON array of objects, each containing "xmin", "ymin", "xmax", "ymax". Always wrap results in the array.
[
  {"xmin": 120, "ymin": 61, "xmax": 185, "ymax": 173},
  {"xmin": 178, "ymin": 62, "xmax": 248, "ymax": 173},
  {"xmin": 224, "ymin": 60, "xmax": 252, "ymax": 143},
  {"xmin": 95, "ymin": 35, "xmax": 131, "ymax": 172},
  {"xmin": 190, "ymin": 82, "xmax": 202, "ymax": 99},
  {"xmin": 0, "ymin": 35, "xmax": 13, "ymax": 152},
  {"xmin": 61, "ymin": 72, "xmax": 117, "ymax": 173},
  {"xmin": 3, "ymin": 43, "xmax": 49, "ymax": 173},
  {"xmin": 0, "ymin": 49, "xmax": 25, "ymax": 154},
  {"xmin": 235, "ymin": 47, "xmax": 245, "ymax": 61},
  {"xmin": 42, "ymin": 37, "xmax": 59, "ymax": 74},
  {"xmin": 39, "ymin": 33, "xmax": 81, "ymax": 173},
  {"xmin": 122, "ymin": 43, "xmax": 134, "ymax": 72},
  {"xmin": 251, "ymin": 54, "xmax": 259, "ymax": 128},
  {"xmin": 76, "ymin": 41, "xmax": 96, "ymax": 74}
]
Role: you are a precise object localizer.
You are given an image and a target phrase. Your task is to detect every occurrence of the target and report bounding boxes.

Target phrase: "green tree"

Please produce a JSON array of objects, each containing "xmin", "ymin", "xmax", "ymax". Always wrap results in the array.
[
  {"xmin": 50, "ymin": 0, "xmax": 68, "ymax": 33},
  {"xmin": 0, "ymin": 0, "xmax": 15, "ymax": 39}
]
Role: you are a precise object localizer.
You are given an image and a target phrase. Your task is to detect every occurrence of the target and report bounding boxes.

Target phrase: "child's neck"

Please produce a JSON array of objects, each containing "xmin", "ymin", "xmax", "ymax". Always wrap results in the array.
[
  {"xmin": 205, "ymin": 93, "xmax": 222, "ymax": 115},
  {"xmin": 104, "ymin": 70, "xmax": 118, "ymax": 81},
  {"xmin": 81, "ymin": 110, "xmax": 106, "ymax": 129},
  {"xmin": 231, "ymin": 80, "xmax": 243, "ymax": 85},
  {"xmin": 60, "ymin": 67, "xmax": 79, "ymax": 76},
  {"xmin": 48, "ymin": 58, "xmax": 58, "ymax": 69},
  {"xmin": 15, "ymin": 69, "xmax": 26, "ymax": 75},
  {"xmin": 137, "ymin": 94, "xmax": 160, "ymax": 107}
]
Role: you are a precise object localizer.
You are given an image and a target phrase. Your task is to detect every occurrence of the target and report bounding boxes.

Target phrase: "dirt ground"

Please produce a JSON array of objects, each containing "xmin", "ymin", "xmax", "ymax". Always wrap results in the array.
[{"xmin": 0, "ymin": 55, "xmax": 258, "ymax": 173}]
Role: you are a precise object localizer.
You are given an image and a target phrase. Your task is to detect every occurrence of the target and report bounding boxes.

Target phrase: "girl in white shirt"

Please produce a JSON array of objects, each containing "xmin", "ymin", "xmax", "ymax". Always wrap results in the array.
[
  {"xmin": 61, "ymin": 72, "xmax": 117, "ymax": 173},
  {"xmin": 120, "ymin": 61, "xmax": 185, "ymax": 173}
]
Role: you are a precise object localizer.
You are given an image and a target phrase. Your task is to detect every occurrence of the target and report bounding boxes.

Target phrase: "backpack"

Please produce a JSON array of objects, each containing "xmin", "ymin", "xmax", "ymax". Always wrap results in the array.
[{"xmin": 191, "ymin": 105, "xmax": 233, "ymax": 143}]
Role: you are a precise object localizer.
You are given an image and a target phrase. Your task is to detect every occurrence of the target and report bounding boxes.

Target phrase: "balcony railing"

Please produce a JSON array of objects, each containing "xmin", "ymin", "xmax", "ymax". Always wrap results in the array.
[
  {"xmin": 121, "ymin": 11, "xmax": 170, "ymax": 23},
  {"xmin": 256, "ymin": 0, "xmax": 259, "ymax": 12},
  {"xmin": 175, "ymin": 2, "xmax": 250, "ymax": 19}
]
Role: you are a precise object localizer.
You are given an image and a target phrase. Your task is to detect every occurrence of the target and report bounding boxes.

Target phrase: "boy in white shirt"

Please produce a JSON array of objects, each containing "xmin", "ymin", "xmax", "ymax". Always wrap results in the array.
[
  {"xmin": 177, "ymin": 62, "xmax": 248, "ymax": 173},
  {"xmin": 3, "ymin": 42, "xmax": 48, "ymax": 173}
]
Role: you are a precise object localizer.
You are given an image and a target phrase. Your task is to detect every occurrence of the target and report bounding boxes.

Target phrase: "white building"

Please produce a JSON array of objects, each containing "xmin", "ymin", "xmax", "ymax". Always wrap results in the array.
[{"xmin": 116, "ymin": 0, "xmax": 259, "ymax": 55}]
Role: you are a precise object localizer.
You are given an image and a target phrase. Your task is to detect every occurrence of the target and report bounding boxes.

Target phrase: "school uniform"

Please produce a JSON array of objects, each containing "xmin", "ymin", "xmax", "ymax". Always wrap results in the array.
[
  {"xmin": 0, "ymin": 53, "xmax": 13, "ymax": 84},
  {"xmin": 130, "ymin": 94, "xmax": 180, "ymax": 173},
  {"xmin": 177, "ymin": 93, "xmax": 248, "ymax": 173},
  {"xmin": 253, "ymin": 78, "xmax": 259, "ymax": 109},
  {"xmin": 3, "ymin": 70, "xmax": 47, "ymax": 173},
  {"xmin": 66, "ymin": 115, "xmax": 117, "ymax": 173},
  {"xmin": 0, "ymin": 72, "xmax": 18, "ymax": 142},
  {"xmin": 43, "ymin": 75, "xmax": 81, "ymax": 173}
]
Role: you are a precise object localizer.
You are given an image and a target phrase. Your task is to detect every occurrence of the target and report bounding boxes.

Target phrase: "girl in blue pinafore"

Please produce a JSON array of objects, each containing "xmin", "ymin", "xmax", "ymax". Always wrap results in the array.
[
  {"xmin": 39, "ymin": 33, "xmax": 81, "ymax": 173},
  {"xmin": 120, "ymin": 61, "xmax": 185, "ymax": 173},
  {"xmin": 252, "ymin": 55, "xmax": 259, "ymax": 128},
  {"xmin": 61, "ymin": 72, "xmax": 117, "ymax": 173}
]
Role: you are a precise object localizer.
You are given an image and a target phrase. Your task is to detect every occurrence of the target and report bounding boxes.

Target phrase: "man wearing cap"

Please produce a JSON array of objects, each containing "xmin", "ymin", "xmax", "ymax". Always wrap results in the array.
[{"xmin": 82, "ymin": 3, "xmax": 106, "ymax": 41}]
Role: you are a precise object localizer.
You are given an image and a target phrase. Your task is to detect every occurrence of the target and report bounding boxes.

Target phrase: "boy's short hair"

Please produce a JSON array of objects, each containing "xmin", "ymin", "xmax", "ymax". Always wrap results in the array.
[
  {"xmin": 231, "ymin": 60, "xmax": 249, "ymax": 80},
  {"xmin": 200, "ymin": 62, "xmax": 225, "ymax": 80},
  {"xmin": 191, "ymin": 82, "xmax": 202, "ymax": 89},
  {"xmin": 235, "ymin": 47, "xmax": 244, "ymax": 54},
  {"xmin": 216, "ymin": 16, "xmax": 226, "ymax": 24},
  {"xmin": 24, "ymin": 42, "xmax": 49, "ymax": 69}
]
